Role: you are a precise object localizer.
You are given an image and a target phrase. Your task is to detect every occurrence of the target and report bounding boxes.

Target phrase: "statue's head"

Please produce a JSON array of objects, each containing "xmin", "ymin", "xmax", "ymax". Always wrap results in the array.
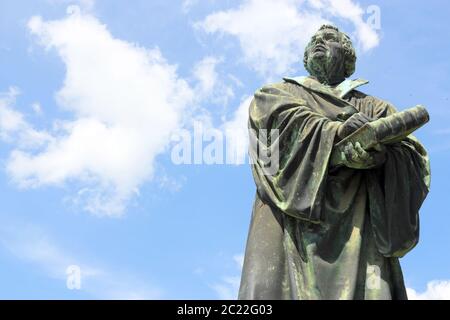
[{"xmin": 303, "ymin": 24, "xmax": 356, "ymax": 85}]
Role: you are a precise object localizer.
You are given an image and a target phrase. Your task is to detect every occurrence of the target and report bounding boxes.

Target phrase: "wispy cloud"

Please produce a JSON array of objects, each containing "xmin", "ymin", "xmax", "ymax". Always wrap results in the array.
[
  {"xmin": 0, "ymin": 220, "xmax": 162, "ymax": 299},
  {"xmin": 192, "ymin": 56, "xmax": 235, "ymax": 107},
  {"xmin": 47, "ymin": 0, "xmax": 96, "ymax": 11},
  {"xmin": 0, "ymin": 87, "xmax": 52, "ymax": 149},
  {"xmin": 233, "ymin": 253, "xmax": 244, "ymax": 269},
  {"xmin": 182, "ymin": 0, "xmax": 200, "ymax": 14},
  {"xmin": 211, "ymin": 253, "xmax": 244, "ymax": 299},
  {"xmin": 433, "ymin": 128, "xmax": 450, "ymax": 135},
  {"xmin": 31, "ymin": 102, "xmax": 43, "ymax": 115},
  {"xmin": 221, "ymin": 96, "xmax": 252, "ymax": 165}
]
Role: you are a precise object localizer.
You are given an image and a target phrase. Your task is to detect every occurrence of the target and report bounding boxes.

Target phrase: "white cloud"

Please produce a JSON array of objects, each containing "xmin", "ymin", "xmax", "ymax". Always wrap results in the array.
[
  {"xmin": 221, "ymin": 96, "xmax": 252, "ymax": 165},
  {"xmin": 407, "ymin": 281, "xmax": 450, "ymax": 300},
  {"xmin": 31, "ymin": 102, "xmax": 43, "ymax": 115},
  {"xmin": 0, "ymin": 88, "xmax": 53, "ymax": 149},
  {"xmin": 196, "ymin": 0, "xmax": 326, "ymax": 78},
  {"xmin": 6, "ymin": 8, "xmax": 196, "ymax": 216},
  {"xmin": 0, "ymin": 88, "xmax": 24, "ymax": 139},
  {"xmin": 196, "ymin": 0, "xmax": 379, "ymax": 78},
  {"xmin": 193, "ymin": 56, "xmax": 234, "ymax": 107},
  {"xmin": 310, "ymin": 0, "xmax": 379, "ymax": 51},
  {"xmin": 0, "ymin": 221, "xmax": 162, "ymax": 299},
  {"xmin": 193, "ymin": 56, "xmax": 221, "ymax": 98}
]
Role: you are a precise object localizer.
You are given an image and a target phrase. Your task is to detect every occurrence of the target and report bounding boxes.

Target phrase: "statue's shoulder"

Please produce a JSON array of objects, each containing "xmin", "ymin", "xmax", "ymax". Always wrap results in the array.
[
  {"xmin": 256, "ymin": 80, "xmax": 295, "ymax": 91},
  {"xmin": 254, "ymin": 79, "xmax": 305, "ymax": 98},
  {"xmin": 350, "ymin": 90, "xmax": 398, "ymax": 115}
]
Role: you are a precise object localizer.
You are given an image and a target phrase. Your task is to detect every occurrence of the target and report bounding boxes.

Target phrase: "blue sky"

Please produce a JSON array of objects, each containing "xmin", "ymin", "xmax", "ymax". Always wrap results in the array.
[{"xmin": 0, "ymin": 0, "xmax": 449, "ymax": 299}]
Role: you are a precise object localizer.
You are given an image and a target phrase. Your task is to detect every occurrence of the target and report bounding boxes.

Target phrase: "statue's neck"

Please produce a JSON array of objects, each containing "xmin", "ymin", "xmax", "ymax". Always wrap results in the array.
[
  {"xmin": 310, "ymin": 75, "xmax": 345, "ymax": 86},
  {"xmin": 309, "ymin": 59, "xmax": 346, "ymax": 85}
]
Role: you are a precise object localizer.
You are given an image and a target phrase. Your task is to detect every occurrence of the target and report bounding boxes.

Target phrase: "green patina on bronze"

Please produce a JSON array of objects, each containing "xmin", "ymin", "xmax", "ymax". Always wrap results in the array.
[{"xmin": 239, "ymin": 24, "xmax": 431, "ymax": 300}]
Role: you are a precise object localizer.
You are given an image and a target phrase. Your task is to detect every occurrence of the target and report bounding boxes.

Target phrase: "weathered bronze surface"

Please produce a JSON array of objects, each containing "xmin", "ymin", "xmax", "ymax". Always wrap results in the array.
[{"xmin": 239, "ymin": 25, "xmax": 431, "ymax": 300}]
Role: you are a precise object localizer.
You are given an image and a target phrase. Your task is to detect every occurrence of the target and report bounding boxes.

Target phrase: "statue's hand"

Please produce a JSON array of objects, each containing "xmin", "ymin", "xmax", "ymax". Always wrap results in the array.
[
  {"xmin": 336, "ymin": 112, "xmax": 373, "ymax": 140},
  {"xmin": 339, "ymin": 142, "xmax": 386, "ymax": 169}
]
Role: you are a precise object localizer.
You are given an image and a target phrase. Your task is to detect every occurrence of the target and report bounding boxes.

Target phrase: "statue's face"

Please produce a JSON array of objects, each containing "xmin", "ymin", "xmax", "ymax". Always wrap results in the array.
[{"xmin": 306, "ymin": 28, "xmax": 346, "ymax": 85}]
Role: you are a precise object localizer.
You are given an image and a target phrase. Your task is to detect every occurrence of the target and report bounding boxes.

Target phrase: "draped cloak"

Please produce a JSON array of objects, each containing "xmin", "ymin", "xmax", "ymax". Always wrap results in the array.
[{"xmin": 238, "ymin": 76, "xmax": 431, "ymax": 300}]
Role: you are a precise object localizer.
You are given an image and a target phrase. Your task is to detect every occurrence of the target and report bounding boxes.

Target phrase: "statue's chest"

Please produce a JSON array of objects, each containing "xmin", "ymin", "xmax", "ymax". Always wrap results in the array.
[{"xmin": 298, "ymin": 89, "xmax": 372, "ymax": 121}]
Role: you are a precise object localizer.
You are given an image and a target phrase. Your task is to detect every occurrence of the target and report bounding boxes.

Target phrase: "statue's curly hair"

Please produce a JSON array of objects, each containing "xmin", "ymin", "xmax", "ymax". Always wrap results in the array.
[{"xmin": 303, "ymin": 24, "xmax": 356, "ymax": 78}]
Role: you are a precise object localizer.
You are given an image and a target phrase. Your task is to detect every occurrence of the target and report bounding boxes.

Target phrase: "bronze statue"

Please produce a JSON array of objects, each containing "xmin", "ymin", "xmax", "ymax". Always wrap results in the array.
[{"xmin": 239, "ymin": 24, "xmax": 431, "ymax": 300}]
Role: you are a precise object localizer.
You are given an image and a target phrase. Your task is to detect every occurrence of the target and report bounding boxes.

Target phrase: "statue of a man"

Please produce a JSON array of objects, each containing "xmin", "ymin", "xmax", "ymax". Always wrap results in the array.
[{"xmin": 239, "ymin": 24, "xmax": 431, "ymax": 300}]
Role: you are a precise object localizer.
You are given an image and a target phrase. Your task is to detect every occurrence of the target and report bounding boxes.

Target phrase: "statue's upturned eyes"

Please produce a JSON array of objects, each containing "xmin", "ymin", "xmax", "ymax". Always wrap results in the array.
[
  {"xmin": 324, "ymin": 33, "xmax": 338, "ymax": 42},
  {"xmin": 310, "ymin": 33, "xmax": 338, "ymax": 44}
]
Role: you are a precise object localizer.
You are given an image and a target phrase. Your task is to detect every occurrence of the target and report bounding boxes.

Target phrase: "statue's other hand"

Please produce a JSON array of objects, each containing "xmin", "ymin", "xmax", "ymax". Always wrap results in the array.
[
  {"xmin": 336, "ymin": 112, "xmax": 373, "ymax": 140},
  {"xmin": 340, "ymin": 142, "xmax": 386, "ymax": 169}
]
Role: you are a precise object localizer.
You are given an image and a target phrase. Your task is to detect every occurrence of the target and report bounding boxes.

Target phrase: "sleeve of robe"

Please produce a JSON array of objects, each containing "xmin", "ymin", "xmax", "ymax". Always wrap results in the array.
[
  {"xmin": 366, "ymin": 100, "xmax": 431, "ymax": 258},
  {"xmin": 248, "ymin": 82, "xmax": 340, "ymax": 223}
]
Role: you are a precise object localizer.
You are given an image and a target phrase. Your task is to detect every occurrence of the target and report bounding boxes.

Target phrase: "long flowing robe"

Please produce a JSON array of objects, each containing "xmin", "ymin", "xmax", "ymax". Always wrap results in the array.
[{"xmin": 238, "ymin": 76, "xmax": 431, "ymax": 300}]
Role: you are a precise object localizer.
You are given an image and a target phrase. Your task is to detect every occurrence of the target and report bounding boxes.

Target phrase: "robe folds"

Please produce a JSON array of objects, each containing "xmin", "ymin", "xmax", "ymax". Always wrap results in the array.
[{"xmin": 239, "ymin": 76, "xmax": 431, "ymax": 300}]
